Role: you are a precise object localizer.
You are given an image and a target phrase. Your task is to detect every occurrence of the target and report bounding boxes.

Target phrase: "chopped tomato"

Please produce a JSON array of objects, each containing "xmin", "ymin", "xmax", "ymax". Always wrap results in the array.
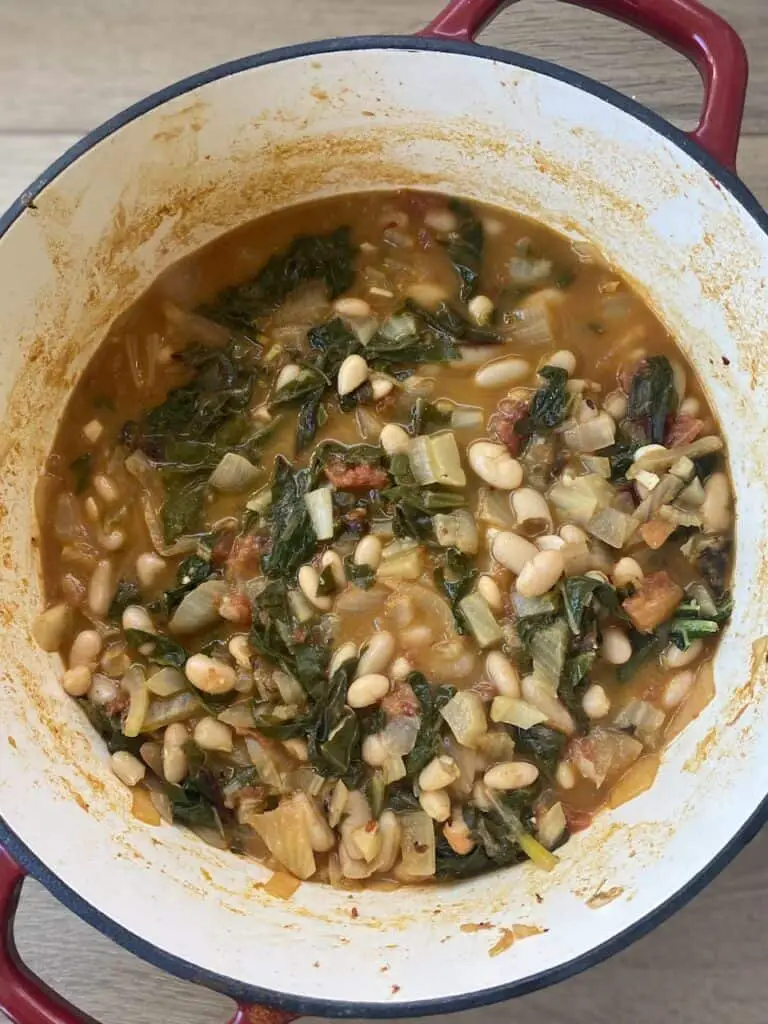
[
  {"xmin": 382, "ymin": 681, "xmax": 419, "ymax": 718},
  {"xmin": 324, "ymin": 459, "xmax": 389, "ymax": 490},
  {"xmin": 665, "ymin": 414, "xmax": 704, "ymax": 447},
  {"xmin": 622, "ymin": 570, "xmax": 683, "ymax": 632},
  {"xmin": 489, "ymin": 399, "xmax": 528, "ymax": 457}
]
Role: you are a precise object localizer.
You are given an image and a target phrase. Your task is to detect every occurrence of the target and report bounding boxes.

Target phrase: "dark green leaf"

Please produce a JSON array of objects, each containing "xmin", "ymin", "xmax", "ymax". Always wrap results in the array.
[
  {"xmin": 627, "ymin": 354, "xmax": 675, "ymax": 445},
  {"xmin": 439, "ymin": 199, "xmax": 484, "ymax": 302},
  {"xmin": 262, "ymin": 456, "xmax": 317, "ymax": 578},
  {"xmin": 343, "ymin": 555, "xmax": 377, "ymax": 590},
  {"xmin": 79, "ymin": 700, "xmax": 143, "ymax": 756},
  {"xmin": 409, "ymin": 397, "xmax": 452, "ymax": 436},
  {"xmin": 125, "ymin": 629, "xmax": 188, "ymax": 669},
  {"xmin": 198, "ymin": 227, "xmax": 356, "ymax": 329},
  {"xmin": 617, "ymin": 628, "xmax": 668, "ymax": 683},
  {"xmin": 434, "ymin": 548, "xmax": 478, "ymax": 635},
  {"xmin": 70, "ymin": 453, "xmax": 92, "ymax": 494},
  {"xmin": 515, "ymin": 366, "xmax": 569, "ymax": 438},
  {"xmin": 403, "ymin": 672, "xmax": 455, "ymax": 777},
  {"xmin": 108, "ymin": 580, "xmax": 142, "ymax": 622},
  {"xmin": 161, "ymin": 472, "xmax": 208, "ymax": 544},
  {"xmin": 510, "ymin": 726, "xmax": 566, "ymax": 777}
]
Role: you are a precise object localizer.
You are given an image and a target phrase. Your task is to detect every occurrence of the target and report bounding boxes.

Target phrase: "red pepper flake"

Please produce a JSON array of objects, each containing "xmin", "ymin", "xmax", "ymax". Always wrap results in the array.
[
  {"xmin": 391, "ymin": 985, "xmax": 401, "ymax": 995},
  {"xmin": 350, "ymin": 906, "xmax": 359, "ymax": 919}
]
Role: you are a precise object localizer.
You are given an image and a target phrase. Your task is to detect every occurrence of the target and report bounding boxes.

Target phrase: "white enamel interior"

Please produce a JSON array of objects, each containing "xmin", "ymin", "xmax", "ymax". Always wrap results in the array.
[{"xmin": 0, "ymin": 45, "xmax": 767, "ymax": 1012}]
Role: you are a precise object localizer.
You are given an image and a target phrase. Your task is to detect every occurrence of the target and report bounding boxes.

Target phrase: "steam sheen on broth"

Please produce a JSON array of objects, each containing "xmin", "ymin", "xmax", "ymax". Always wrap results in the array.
[{"xmin": 32, "ymin": 191, "xmax": 733, "ymax": 885}]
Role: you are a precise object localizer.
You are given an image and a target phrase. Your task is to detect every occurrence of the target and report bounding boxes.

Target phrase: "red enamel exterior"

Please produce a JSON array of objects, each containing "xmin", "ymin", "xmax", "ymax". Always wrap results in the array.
[
  {"xmin": 0, "ymin": 850, "xmax": 295, "ymax": 1024},
  {"xmin": 419, "ymin": 0, "xmax": 748, "ymax": 171}
]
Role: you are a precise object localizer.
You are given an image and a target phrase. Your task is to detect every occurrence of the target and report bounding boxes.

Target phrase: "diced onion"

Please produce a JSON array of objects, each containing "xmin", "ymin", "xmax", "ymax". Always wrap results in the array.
[
  {"xmin": 209, "ymin": 452, "xmax": 261, "ymax": 493},
  {"xmin": 382, "ymin": 716, "xmax": 421, "ymax": 756},
  {"xmin": 507, "ymin": 257, "xmax": 553, "ymax": 286},
  {"xmin": 304, "ymin": 487, "xmax": 334, "ymax": 541},
  {"xmin": 458, "ymin": 593, "xmax": 503, "ymax": 649},
  {"xmin": 440, "ymin": 690, "xmax": 488, "ymax": 748},
  {"xmin": 433, "ymin": 509, "xmax": 479, "ymax": 554},
  {"xmin": 587, "ymin": 507, "xmax": 636, "ymax": 549},
  {"xmin": 491, "ymin": 696, "xmax": 548, "ymax": 729},
  {"xmin": 145, "ymin": 667, "xmax": 186, "ymax": 697},
  {"xmin": 399, "ymin": 811, "xmax": 436, "ymax": 878},
  {"xmin": 251, "ymin": 796, "xmax": 317, "ymax": 880},
  {"xmin": 142, "ymin": 691, "xmax": 201, "ymax": 731},
  {"xmin": 169, "ymin": 580, "xmax": 228, "ymax": 635},
  {"xmin": 537, "ymin": 801, "xmax": 567, "ymax": 849},
  {"xmin": 408, "ymin": 431, "xmax": 466, "ymax": 488},
  {"xmin": 608, "ymin": 754, "xmax": 660, "ymax": 808},
  {"xmin": 122, "ymin": 664, "xmax": 149, "ymax": 738},
  {"xmin": 562, "ymin": 412, "xmax": 616, "ymax": 453}
]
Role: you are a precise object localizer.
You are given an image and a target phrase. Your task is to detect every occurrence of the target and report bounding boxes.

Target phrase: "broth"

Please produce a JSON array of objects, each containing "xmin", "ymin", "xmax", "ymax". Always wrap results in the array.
[{"xmin": 33, "ymin": 190, "xmax": 733, "ymax": 885}]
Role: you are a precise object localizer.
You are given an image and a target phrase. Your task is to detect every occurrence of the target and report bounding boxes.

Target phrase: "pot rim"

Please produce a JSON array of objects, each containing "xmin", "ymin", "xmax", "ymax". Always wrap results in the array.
[{"xmin": 1, "ymin": 33, "xmax": 766, "ymax": 1019}]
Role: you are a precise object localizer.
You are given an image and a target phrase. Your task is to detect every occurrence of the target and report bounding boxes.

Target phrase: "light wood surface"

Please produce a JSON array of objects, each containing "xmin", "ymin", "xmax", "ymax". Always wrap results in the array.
[{"xmin": 2, "ymin": 2, "xmax": 767, "ymax": 1023}]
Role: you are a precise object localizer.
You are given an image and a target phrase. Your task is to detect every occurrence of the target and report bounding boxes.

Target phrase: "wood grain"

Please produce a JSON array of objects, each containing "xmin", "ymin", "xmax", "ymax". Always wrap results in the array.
[{"xmin": 1, "ymin": 2, "xmax": 767, "ymax": 1023}]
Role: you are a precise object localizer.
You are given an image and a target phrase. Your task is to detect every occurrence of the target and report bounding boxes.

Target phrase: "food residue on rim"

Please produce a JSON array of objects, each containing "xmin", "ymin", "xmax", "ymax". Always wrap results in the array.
[
  {"xmin": 460, "ymin": 922, "xmax": 494, "ymax": 933},
  {"xmin": 586, "ymin": 884, "xmax": 625, "ymax": 909},
  {"xmin": 488, "ymin": 924, "xmax": 547, "ymax": 957},
  {"xmin": 264, "ymin": 871, "xmax": 302, "ymax": 901}
]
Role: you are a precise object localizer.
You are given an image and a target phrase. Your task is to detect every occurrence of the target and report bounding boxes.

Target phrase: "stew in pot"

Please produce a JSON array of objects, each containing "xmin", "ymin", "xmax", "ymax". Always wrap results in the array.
[{"xmin": 32, "ymin": 190, "xmax": 733, "ymax": 884}]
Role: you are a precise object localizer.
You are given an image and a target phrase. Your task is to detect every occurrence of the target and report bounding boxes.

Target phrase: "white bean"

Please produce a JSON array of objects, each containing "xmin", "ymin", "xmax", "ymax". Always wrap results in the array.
[
  {"xmin": 136, "ymin": 551, "xmax": 167, "ymax": 589},
  {"xmin": 362, "ymin": 733, "xmax": 388, "ymax": 767},
  {"xmin": 320, "ymin": 549, "xmax": 346, "ymax": 589},
  {"xmin": 379, "ymin": 423, "xmax": 410, "ymax": 455},
  {"xmin": 515, "ymin": 550, "xmax": 565, "ymax": 598},
  {"xmin": 275, "ymin": 363, "xmax": 301, "ymax": 390},
  {"xmin": 424, "ymin": 207, "xmax": 459, "ymax": 233},
  {"xmin": 110, "ymin": 751, "xmax": 146, "ymax": 787},
  {"xmin": 604, "ymin": 390, "xmax": 628, "ymax": 420},
  {"xmin": 601, "ymin": 628, "xmax": 632, "ymax": 665},
  {"xmin": 484, "ymin": 761, "xmax": 539, "ymax": 790},
  {"xmin": 546, "ymin": 349, "xmax": 577, "ymax": 376},
  {"xmin": 334, "ymin": 297, "xmax": 372, "ymax": 318},
  {"xmin": 420, "ymin": 789, "xmax": 451, "ymax": 822},
  {"xmin": 69, "ymin": 629, "xmax": 103, "ymax": 668},
  {"xmin": 511, "ymin": 487, "xmax": 552, "ymax": 531},
  {"xmin": 474, "ymin": 357, "xmax": 531, "ymax": 389},
  {"xmin": 100, "ymin": 529, "xmax": 126, "ymax": 552},
  {"xmin": 559, "ymin": 524, "xmax": 588, "ymax": 546},
  {"xmin": 184, "ymin": 654, "xmax": 237, "ymax": 694},
  {"xmin": 330, "ymin": 642, "xmax": 358, "ymax": 676},
  {"xmin": 122, "ymin": 605, "xmax": 155, "ymax": 634},
  {"xmin": 406, "ymin": 282, "xmax": 450, "ymax": 308},
  {"xmin": 88, "ymin": 559, "xmax": 116, "ymax": 617},
  {"xmin": 419, "ymin": 755, "xmax": 460, "ymax": 792},
  {"xmin": 662, "ymin": 670, "xmax": 696, "ymax": 709},
  {"xmin": 468, "ymin": 441, "xmax": 523, "ymax": 490},
  {"xmin": 556, "ymin": 761, "xmax": 576, "ymax": 790},
  {"xmin": 389, "ymin": 656, "xmax": 412, "ymax": 681},
  {"xmin": 354, "ymin": 535, "xmax": 382, "ymax": 569},
  {"xmin": 347, "ymin": 673, "xmax": 390, "ymax": 709},
  {"xmin": 700, "ymin": 472, "xmax": 731, "ymax": 532},
  {"xmin": 485, "ymin": 651, "xmax": 521, "ymax": 697},
  {"xmin": 679, "ymin": 396, "xmax": 701, "ymax": 417},
  {"xmin": 337, "ymin": 354, "xmax": 369, "ymax": 396},
  {"xmin": 298, "ymin": 564, "xmax": 333, "ymax": 611},
  {"xmin": 228, "ymin": 634, "xmax": 251, "ymax": 668},
  {"xmin": 491, "ymin": 531, "xmax": 538, "ymax": 574},
  {"xmin": 193, "ymin": 717, "xmax": 233, "ymax": 752},
  {"xmin": 165, "ymin": 723, "xmax": 188, "ymax": 748},
  {"xmin": 401, "ymin": 625, "xmax": 433, "ymax": 650},
  {"xmin": 62, "ymin": 665, "xmax": 93, "ymax": 697},
  {"xmin": 612, "ymin": 557, "xmax": 644, "ymax": 588},
  {"xmin": 162, "ymin": 740, "xmax": 188, "ymax": 785},
  {"xmin": 582, "ymin": 684, "xmax": 611, "ymax": 719},
  {"xmin": 477, "ymin": 575, "xmax": 503, "ymax": 612},
  {"xmin": 31, "ymin": 603, "xmax": 71, "ymax": 652},
  {"xmin": 663, "ymin": 639, "xmax": 703, "ymax": 669},
  {"xmin": 467, "ymin": 295, "xmax": 495, "ymax": 327},
  {"xmin": 371, "ymin": 375, "xmax": 394, "ymax": 400},
  {"xmin": 93, "ymin": 474, "xmax": 120, "ymax": 504},
  {"xmin": 536, "ymin": 534, "xmax": 565, "ymax": 551},
  {"xmin": 357, "ymin": 631, "xmax": 396, "ymax": 677}
]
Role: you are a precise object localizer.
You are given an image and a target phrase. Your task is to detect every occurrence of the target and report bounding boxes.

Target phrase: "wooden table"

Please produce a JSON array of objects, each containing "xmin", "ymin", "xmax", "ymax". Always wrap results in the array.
[{"xmin": 1, "ymin": 2, "xmax": 766, "ymax": 1022}]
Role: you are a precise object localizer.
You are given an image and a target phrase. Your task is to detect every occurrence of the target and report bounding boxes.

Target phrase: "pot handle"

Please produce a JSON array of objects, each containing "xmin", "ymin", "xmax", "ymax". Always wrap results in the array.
[
  {"xmin": 419, "ymin": 0, "xmax": 748, "ymax": 172},
  {"xmin": 0, "ymin": 848, "xmax": 297, "ymax": 1024}
]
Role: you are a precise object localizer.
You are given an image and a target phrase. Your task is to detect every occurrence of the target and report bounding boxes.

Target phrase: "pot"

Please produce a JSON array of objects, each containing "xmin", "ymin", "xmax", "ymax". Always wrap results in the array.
[{"xmin": 1, "ymin": 0, "xmax": 767, "ymax": 1021}]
